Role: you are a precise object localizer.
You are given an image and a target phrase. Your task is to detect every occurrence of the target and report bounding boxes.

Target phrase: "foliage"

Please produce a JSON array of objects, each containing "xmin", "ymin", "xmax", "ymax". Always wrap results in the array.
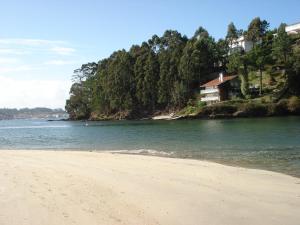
[
  {"xmin": 201, "ymin": 104, "xmax": 238, "ymax": 115},
  {"xmin": 267, "ymin": 100, "xmax": 288, "ymax": 116},
  {"xmin": 66, "ymin": 27, "xmax": 220, "ymax": 119},
  {"xmin": 287, "ymin": 96, "xmax": 300, "ymax": 113},
  {"xmin": 226, "ymin": 22, "xmax": 238, "ymax": 45},
  {"xmin": 272, "ymin": 24, "xmax": 293, "ymax": 66},
  {"xmin": 227, "ymin": 52, "xmax": 250, "ymax": 97},
  {"xmin": 246, "ymin": 17, "xmax": 269, "ymax": 44},
  {"xmin": 65, "ymin": 17, "xmax": 300, "ymax": 120},
  {"xmin": 237, "ymin": 102, "xmax": 268, "ymax": 116},
  {"xmin": 247, "ymin": 32, "xmax": 273, "ymax": 95}
]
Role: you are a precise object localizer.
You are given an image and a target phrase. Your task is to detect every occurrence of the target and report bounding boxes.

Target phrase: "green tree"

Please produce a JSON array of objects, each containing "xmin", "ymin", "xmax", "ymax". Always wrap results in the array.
[
  {"xmin": 106, "ymin": 50, "xmax": 134, "ymax": 112},
  {"xmin": 65, "ymin": 82, "xmax": 91, "ymax": 119},
  {"xmin": 216, "ymin": 38, "xmax": 229, "ymax": 69},
  {"xmin": 227, "ymin": 52, "xmax": 250, "ymax": 97},
  {"xmin": 272, "ymin": 24, "xmax": 300, "ymax": 94},
  {"xmin": 132, "ymin": 43, "xmax": 159, "ymax": 110},
  {"xmin": 272, "ymin": 23, "xmax": 293, "ymax": 69},
  {"xmin": 172, "ymin": 81, "xmax": 188, "ymax": 108},
  {"xmin": 179, "ymin": 27, "xmax": 218, "ymax": 96},
  {"xmin": 143, "ymin": 51, "xmax": 159, "ymax": 110},
  {"xmin": 133, "ymin": 44, "xmax": 149, "ymax": 107},
  {"xmin": 246, "ymin": 17, "xmax": 269, "ymax": 46},
  {"xmin": 66, "ymin": 63, "xmax": 98, "ymax": 119},
  {"xmin": 226, "ymin": 22, "xmax": 238, "ymax": 46},
  {"xmin": 72, "ymin": 62, "xmax": 98, "ymax": 82},
  {"xmin": 92, "ymin": 59, "xmax": 110, "ymax": 114},
  {"xmin": 248, "ymin": 33, "xmax": 273, "ymax": 95},
  {"xmin": 157, "ymin": 30, "xmax": 187, "ymax": 107},
  {"xmin": 193, "ymin": 26, "xmax": 209, "ymax": 40}
]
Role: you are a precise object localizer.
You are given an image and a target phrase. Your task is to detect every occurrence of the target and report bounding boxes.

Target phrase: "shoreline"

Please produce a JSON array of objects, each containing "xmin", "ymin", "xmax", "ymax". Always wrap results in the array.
[
  {"xmin": 2, "ymin": 148, "xmax": 299, "ymax": 178},
  {"xmin": 67, "ymin": 113, "xmax": 300, "ymax": 122},
  {"xmin": 69, "ymin": 98, "xmax": 300, "ymax": 121},
  {"xmin": 1, "ymin": 150, "xmax": 300, "ymax": 225}
]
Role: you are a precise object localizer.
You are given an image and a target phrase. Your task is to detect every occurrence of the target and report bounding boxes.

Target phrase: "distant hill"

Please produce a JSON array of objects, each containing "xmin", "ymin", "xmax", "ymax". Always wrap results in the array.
[{"xmin": 0, "ymin": 108, "xmax": 68, "ymax": 120}]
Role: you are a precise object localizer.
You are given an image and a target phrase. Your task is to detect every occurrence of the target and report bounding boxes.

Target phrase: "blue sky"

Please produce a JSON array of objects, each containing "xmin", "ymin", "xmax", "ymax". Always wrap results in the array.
[{"xmin": 0, "ymin": 0, "xmax": 299, "ymax": 108}]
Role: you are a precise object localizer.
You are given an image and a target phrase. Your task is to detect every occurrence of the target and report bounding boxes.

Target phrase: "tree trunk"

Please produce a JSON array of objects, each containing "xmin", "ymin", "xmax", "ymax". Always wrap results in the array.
[
  {"xmin": 259, "ymin": 69, "xmax": 263, "ymax": 96},
  {"xmin": 241, "ymin": 63, "xmax": 249, "ymax": 97}
]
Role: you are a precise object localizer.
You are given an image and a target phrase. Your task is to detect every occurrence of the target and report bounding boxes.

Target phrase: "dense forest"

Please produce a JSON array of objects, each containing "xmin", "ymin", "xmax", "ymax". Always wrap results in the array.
[{"xmin": 66, "ymin": 18, "xmax": 300, "ymax": 120}]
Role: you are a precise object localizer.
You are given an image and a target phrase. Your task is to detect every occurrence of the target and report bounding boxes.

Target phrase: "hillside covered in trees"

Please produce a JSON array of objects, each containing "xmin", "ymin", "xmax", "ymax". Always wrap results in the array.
[
  {"xmin": 0, "ymin": 108, "xmax": 67, "ymax": 120},
  {"xmin": 66, "ymin": 18, "xmax": 300, "ymax": 120}
]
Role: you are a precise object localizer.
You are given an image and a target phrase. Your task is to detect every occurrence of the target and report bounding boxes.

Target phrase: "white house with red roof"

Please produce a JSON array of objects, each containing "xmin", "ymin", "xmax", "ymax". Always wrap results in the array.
[{"xmin": 200, "ymin": 73, "xmax": 240, "ymax": 104}]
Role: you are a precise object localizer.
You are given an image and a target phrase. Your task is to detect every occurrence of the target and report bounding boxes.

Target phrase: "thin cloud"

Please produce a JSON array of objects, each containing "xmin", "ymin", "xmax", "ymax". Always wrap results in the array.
[
  {"xmin": 0, "ymin": 65, "xmax": 36, "ymax": 73},
  {"xmin": 0, "ymin": 38, "xmax": 76, "ymax": 56},
  {"xmin": 50, "ymin": 47, "xmax": 76, "ymax": 55},
  {"xmin": 0, "ymin": 57, "xmax": 19, "ymax": 64},
  {"xmin": 45, "ymin": 60, "xmax": 77, "ymax": 65},
  {"xmin": 0, "ymin": 48, "xmax": 28, "ymax": 55},
  {"xmin": 0, "ymin": 38, "xmax": 66, "ymax": 46}
]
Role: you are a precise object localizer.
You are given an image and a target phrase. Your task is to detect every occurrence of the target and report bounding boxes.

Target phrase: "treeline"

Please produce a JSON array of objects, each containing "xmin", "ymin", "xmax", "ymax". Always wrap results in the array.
[
  {"xmin": 0, "ymin": 108, "xmax": 66, "ymax": 120},
  {"xmin": 66, "ymin": 17, "xmax": 300, "ymax": 120}
]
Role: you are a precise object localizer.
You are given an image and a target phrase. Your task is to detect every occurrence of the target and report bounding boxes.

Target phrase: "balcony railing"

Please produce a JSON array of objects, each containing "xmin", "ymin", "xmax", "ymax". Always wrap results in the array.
[
  {"xmin": 200, "ymin": 88, "xmax": 219, "ymax": 94},
  {"xmin": 201, "ymin": 96, "xmax": 220, "ymax": 102}
]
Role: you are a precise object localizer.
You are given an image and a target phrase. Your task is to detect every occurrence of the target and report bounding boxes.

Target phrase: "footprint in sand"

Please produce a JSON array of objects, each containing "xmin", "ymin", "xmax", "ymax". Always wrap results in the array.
[
  {"xmin": 62, "ymin": 212, "xmax": 69, "ymax": 218},
  {"xmin": 88, "ymin": 209, "xmax": 95, "ymax": 214}
]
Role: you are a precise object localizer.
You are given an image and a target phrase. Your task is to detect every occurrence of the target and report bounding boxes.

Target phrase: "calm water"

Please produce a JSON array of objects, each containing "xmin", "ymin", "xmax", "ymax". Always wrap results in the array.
[{"xmin": 1, "ymin": 117, "xmax": 300, "ymax": 177}]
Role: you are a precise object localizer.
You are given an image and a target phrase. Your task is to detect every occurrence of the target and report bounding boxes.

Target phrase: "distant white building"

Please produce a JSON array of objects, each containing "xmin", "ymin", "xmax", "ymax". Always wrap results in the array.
[
  {"xmin": 285, "ymin": 22, "xmax": 300, "ymax": 34},
  {"xmin": 229, "ymin": 22, "xmax": 300, "ymax": 53},
  {"xmin": 229, "ymin": 36, "xmax": 253, "ymax": 53}
]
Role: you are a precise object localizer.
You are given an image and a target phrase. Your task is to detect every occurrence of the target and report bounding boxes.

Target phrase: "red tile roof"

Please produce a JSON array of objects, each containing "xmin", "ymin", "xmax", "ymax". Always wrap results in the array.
[{"xmin": 200, "ymin": 75, "xmax": 237, "ymax": 87}]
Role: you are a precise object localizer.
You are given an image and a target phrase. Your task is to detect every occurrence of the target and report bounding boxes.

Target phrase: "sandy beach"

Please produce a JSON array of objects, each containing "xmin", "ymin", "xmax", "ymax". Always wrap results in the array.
[{"xmin": 0, "ymin": 150, "xmax": 300, "ymax": 225}]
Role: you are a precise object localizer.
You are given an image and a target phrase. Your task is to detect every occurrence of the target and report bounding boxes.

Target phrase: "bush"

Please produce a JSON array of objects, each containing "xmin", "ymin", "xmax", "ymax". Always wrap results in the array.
[
  {"xmin": 197, "ymin": 101, "xmax": 206, "ymax": 108},
  {"xmin": 201, "ymin": 103, "xmax": 237, "ymax": 116},
  {"xmin": 187, "ymin": 99, "xmax": 194, "ymax": 107},
  {"xmin": 223, "ymin": 99, "xmax": 248, "ymax": 105},
  {"xmin": 238, "ymin": 102, "xmax": 268, "ymax": 117},
  {"xmin": 287, "ymin": 96, "xmax": 300, "ymax": 114},
  {"xmin": 268, "ymin": 100, "xmax": 289, "ymax": 116}
]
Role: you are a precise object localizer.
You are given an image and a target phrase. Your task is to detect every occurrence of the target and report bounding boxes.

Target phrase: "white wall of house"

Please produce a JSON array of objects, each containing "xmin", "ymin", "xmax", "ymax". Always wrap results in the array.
[
  {"xmin": 229, "ymin": 22, "xmax": 300, "ymax": 53},
  {"xmin": 200, "ymin": 87, "xmax": 220, "ymax": 103},
  {"xmin": 201, "ymin": 96, "xmax": 220, "ymax": 103},
  {"xmin": 229, "ymin": 36, "xmax": 254, "ymax": 53},
  {"xmin": 285, "ymin": 22, "xmax": 300, "ymax": 34}
]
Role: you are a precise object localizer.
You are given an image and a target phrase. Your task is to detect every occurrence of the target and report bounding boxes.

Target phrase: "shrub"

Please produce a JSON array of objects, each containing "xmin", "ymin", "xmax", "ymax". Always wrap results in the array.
[
  {"xmin": 287, "ymin": 96, "xmax": 300, "ymax": 114},
  {"xmin": 276, "ymin": 99, "xmax": 289, "ymax": 114},
  {"xmin": 185, "ymin": 106, "xmax": 197, "ymax": 115},
  {"xmin": 201, "ymin": 103, "xmax": 237, "ymax": 115},
  {"xmin": 187, "ymin": 99, "xmax": 194, "ymax": 107},
  {"xmin": 238, "ymin": 102, "xmax": 268, "ymax": 117},
  {"xmin": 197, "ymin": 101, "xmax": 206, "ymax": 108},
  {"xmin": 178, "ymin": 105, "xmax": 198, "ymax": 116},
  {"xmin": 260, "ymin": 98, "xmax": 267, "ymax": 104},
  {"xmin": 268, "ymin": 101, "xmax": 289, "ymax": 116},
  {"xmin": 223, "ymin": 99, "xmax": 248, "ymax": 105}
]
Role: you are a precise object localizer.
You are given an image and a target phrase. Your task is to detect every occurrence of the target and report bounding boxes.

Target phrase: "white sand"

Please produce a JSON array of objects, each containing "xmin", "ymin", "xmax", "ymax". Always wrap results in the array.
[
  {"xmin": 0, "ymin": 150, "xmax": 300, "ymax": 225},
  {"xmin": 152, "ymin": 113, "xmax": 182, "ymax": 120}
]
